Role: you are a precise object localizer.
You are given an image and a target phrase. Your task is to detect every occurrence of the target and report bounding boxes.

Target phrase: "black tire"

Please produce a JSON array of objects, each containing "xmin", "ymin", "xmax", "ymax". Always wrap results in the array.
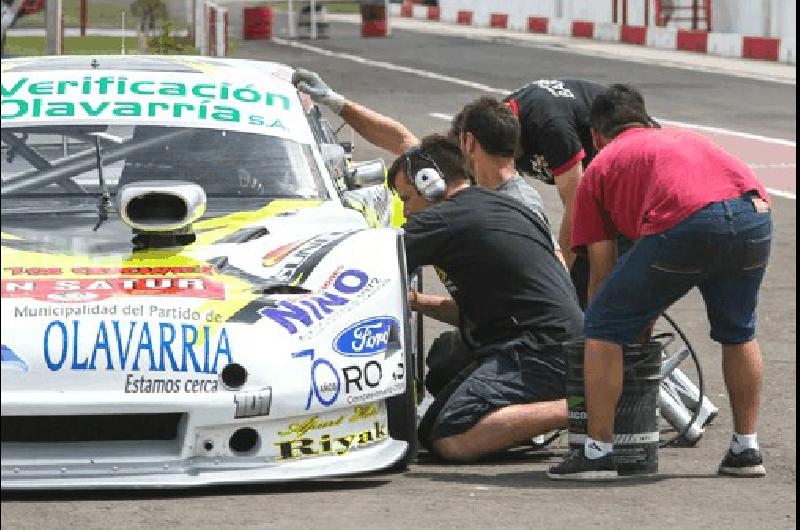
[
  {"xmin": 383, "ymin": 238, "xmax": 420, "ymax": 471},
  {"xmin": 385, "ymin": 312, "xmax": 419, "ymax": 471}
]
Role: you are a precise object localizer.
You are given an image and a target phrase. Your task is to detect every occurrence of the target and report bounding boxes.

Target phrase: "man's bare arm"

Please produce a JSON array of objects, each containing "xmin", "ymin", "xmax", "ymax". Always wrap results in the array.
[
  {"xmin": 293, "ymin": 68, "xmax": 418, "ymax": 156},
  {"xmin": 340, "ymin": 100, "xmax": 419, "ymax": 156},
  {"xmin": 408, "ymin": 289, "xmax": 459, "ymax": 326},
  {"xmin": 554, "ymin": 163, "xmax": 584, "ymax": 269},
  {"xmin": 586, "ymin": 240, "xmax": 617, "ymax": 302}
]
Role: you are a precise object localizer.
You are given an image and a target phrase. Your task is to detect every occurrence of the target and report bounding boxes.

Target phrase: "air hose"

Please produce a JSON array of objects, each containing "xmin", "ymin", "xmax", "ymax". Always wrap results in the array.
[
  {"xmin": 658, "ymin": 312, "xmax": 705, "ymax": 448},
  {"xmin": 531, "ymin": 313, "xmax": 707, "ymax": 451}
]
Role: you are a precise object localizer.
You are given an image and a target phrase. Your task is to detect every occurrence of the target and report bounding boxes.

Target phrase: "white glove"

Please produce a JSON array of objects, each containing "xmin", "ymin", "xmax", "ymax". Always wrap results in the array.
[{"xmin": 292, "ymin": 68, "xmax": 346, "ymax": 115}]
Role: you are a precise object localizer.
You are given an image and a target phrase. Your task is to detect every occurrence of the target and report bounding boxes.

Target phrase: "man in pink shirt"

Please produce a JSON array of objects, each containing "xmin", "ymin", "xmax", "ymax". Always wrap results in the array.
[{"xmin": 547, "ymin": 85, "xmax": 772, "ymax": 480}]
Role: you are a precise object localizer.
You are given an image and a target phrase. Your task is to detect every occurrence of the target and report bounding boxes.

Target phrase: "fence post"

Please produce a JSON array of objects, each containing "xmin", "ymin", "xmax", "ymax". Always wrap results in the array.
[{"xmin": 46, "ymin": 0, "xmax": 63, "ymax": 55}]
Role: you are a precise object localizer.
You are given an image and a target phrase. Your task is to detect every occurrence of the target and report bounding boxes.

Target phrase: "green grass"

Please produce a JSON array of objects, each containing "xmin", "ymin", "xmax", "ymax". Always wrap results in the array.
[
  {"xmin": 253, "ymin": 2, "xmax": 363, "ymax": 14},
  {"xmin": 13, "ymin": 0, "xmax": 363, "ymax": 30},
  {"xmin": 3, "ymin": 35, "xmax": 198, "ymax": 56},
  {"xmin": 13, "ymin": 0, "xmax": 187, "ymax": 30}
]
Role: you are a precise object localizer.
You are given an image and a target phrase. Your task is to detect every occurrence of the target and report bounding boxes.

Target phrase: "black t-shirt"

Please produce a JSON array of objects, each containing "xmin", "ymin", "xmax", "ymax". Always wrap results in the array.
[
  {"xmin": 505, "ymin": 79, "xmax": 606, "ymax": 184},
  {"xmin": 403, "ymin": 187, "xmax": 583, "ymax": 346}
]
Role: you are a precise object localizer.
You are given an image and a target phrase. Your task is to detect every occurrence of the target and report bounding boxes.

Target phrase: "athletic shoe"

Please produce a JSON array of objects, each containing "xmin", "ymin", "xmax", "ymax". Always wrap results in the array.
[
  {"xmin": 547, "ymin": 448, "xmax": 619, "ymax": 481},
  {"xmin": 718, "ymin": 448, "xmax": 767, "ymax": 477}
]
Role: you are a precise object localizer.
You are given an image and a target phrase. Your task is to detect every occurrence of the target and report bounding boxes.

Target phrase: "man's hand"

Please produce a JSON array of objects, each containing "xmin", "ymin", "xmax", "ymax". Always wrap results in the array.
[
  {"xmin": 408, "ymin": 288, "xmax": 421, "ymax": 311},
  {"xmin": 407, "ymin": 289, "xmax": 460, "ymax": 326},
  {"xmin": 292, "ymin": 68, "xmax": 346, "ymax": 115}
]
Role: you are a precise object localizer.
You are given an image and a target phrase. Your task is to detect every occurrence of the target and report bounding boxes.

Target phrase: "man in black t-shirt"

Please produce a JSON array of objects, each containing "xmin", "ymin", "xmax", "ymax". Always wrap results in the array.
[
  {"xmin": 293, "ymin": 70, "xmax": 601, "ymax": 307},
  {"xmin": 389, "ymin": 134, "xmax": 583, "ymax": 462},
  {"xmin": 502, "ymin": 80, "xmax": 606, "ymax": 307}
]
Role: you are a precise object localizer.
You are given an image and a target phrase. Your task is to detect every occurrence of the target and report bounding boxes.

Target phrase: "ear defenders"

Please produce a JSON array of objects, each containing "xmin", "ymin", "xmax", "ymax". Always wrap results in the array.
[{"xmin": 404, "ymin": 146, "xmax": 447, "ymax": 202}]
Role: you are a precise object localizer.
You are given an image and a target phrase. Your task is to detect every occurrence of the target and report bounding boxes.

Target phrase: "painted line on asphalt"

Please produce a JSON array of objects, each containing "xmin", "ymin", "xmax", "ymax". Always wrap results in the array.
[
  {"xmin": 657, "ymin": 120, "xmax": 796, "ymax": 147},
  {"xmin": 765, "ymin": 188, "xmax": 796, "ymax": 200},
  {"xmin": 429, "ymin": 113, "xmax": 796, "ymax": 147},
  {"xmin": 273, "ymin": 38, "xmax": 796, "ymax": 198},
  {"xmin": 277, "ymin": 38, "xmax": 796, "ymax": 147},
  {"xmin": 327, "ymin": 13, "xmax": 796, "ymax": 86},
  {"xmin": 274, "ymin": 38, "xmax": 508, "ymax": 94},
  {"xmin": 748, "ymin": 163, "xmax": 797, "ymax": 169},
  {"xmin": 428, "ymin": 113, "xmax": 796, "ymax": 200},
  {"xmin": 429, "ymin": 113, "xmax": 454, "ymax": 122}
]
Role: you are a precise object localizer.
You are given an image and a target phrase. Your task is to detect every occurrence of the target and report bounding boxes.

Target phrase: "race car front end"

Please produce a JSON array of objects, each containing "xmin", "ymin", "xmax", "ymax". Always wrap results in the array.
[{"xmin": 1, "ymin": 226, "xmax": 414, "ymax": 489}]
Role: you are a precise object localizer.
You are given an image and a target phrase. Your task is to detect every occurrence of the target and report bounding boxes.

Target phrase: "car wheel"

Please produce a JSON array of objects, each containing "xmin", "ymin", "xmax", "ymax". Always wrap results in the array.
[
  {"xmin": 385, "ymin": 307, "xmax": 419, "ymax": 471},
  {"xmin": 385, "ymin": 351, "xmax": 418, "ymax": 470}
]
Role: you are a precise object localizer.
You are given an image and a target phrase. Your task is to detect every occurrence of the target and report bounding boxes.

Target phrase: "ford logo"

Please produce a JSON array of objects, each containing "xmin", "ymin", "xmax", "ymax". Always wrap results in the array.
[{"xmin": 334, "ymin": 317, "xmax": 398, "ymax": 357}]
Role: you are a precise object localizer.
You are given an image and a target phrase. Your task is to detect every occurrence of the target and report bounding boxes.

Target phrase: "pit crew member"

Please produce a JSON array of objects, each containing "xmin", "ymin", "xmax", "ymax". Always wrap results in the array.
[
  {"xmin": 389, "ymin": 134, "xmax": 583, "ymax": 462},
  {"xmin": 547, "ymin": 84, "xmax": 772, "ymax": 480}
]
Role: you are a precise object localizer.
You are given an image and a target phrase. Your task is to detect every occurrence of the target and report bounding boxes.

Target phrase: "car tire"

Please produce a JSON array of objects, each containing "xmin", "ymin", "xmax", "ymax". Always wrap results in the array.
[{"xmin": 385, "ymin": 312, "xmax": 419, "ymax": 471}]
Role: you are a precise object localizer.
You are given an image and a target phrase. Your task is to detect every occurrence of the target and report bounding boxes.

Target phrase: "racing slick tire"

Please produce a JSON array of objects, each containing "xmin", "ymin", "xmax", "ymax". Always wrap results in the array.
[
  {"xmin": 385, "ymin": 321, "xmax": 419, "ymax": 471},
  {"xmin": 384, "ymin": 265, "xmax": 420, "ymax": 472}
]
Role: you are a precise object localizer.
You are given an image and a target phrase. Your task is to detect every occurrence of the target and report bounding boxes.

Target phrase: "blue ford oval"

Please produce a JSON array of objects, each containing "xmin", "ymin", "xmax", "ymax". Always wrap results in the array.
[{"xmin": 334, "ymin": 317, "xmax": 398, "ymax": 357}]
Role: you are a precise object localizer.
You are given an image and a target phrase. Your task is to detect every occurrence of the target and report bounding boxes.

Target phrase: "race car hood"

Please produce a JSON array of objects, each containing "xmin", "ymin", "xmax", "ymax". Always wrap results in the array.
[{"xmin": 1, "ymin": 199, "xmax": 405, "ymax": 407}]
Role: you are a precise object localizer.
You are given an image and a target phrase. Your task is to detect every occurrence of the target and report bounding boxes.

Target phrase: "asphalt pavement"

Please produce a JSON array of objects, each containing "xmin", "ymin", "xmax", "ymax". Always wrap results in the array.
[{"xmin": 1, "ymin": 18, "xmax": 796, "ymax": 529}]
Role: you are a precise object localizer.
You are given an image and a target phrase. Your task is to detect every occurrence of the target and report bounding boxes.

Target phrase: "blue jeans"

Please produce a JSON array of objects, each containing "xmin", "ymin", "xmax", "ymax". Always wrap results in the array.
[{"xmin": 585, "ymin": 193, "xmax": 772, "ymax": 345}]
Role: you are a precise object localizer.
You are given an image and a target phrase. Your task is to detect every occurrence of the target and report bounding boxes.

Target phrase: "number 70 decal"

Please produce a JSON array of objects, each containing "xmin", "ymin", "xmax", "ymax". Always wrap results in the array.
[{"xmin": 292, "ymin": 349, "xmax": 341, "ymax": 410}]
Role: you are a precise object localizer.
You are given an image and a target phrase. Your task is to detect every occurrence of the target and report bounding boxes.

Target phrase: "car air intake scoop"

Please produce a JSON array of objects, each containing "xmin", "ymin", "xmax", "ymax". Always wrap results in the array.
[
  {"xmin": 118, "ymin": 181, "xmax": 206, "ymax": 232},
  {"xmin": 117, "ymin": 181, "xmax": 206, "ymax": 249}
]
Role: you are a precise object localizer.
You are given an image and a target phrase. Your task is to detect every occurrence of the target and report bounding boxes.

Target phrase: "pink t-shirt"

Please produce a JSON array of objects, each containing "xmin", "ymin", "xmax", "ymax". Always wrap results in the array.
[{"xmin": 572, "ymin": 127, "xmax": 769, "ymax": 249}]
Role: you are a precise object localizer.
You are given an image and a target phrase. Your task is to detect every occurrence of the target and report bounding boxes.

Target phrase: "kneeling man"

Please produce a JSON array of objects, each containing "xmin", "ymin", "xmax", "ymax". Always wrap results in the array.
[{"xmin": 390, "ymin": 134, "xmax": 583, "ymax": 461}]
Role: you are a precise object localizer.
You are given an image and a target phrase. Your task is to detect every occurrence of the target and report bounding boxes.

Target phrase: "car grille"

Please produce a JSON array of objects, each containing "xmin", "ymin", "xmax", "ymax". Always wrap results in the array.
[{"xmin": 1, "ymin": 413, "xmax": 184, "ymax": 443}]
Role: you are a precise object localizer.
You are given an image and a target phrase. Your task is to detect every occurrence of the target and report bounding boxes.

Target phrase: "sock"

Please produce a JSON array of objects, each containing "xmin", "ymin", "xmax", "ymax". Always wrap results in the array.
[
  {"xmin": 584, "ymin": 437, "xmax": 613, "ymax": 459},
  {"xmin": 731, "ymin": 433, "xmax": 758, "ymax": 454}
]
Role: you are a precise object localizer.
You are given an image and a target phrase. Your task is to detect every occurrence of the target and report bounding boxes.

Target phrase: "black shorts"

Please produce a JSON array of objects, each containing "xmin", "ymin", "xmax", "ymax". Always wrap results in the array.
[
  {"xmin": 424, "ymin": 330, "xmax": 476, "ymax": 396},
  {"xmin": 418, "ymin": 336, "xmax": 567, "ymax": 451}
]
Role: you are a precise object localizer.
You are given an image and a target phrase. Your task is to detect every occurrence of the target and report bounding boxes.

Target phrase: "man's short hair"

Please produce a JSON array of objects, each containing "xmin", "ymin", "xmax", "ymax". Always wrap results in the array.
[
  {"xmin": 388, "ymin": 134, "xmax": 468, "ymax": 192},
  {"xmin": 448, "ymin": 108, "xmax": 466, "ymax": 141},
  {"xmin": 589, "ymin": 84, "xmax": 651, "ymax": 138},
  {"xmin": 460, "ymin": 97, "xmax": 520, "ymax": 158}
]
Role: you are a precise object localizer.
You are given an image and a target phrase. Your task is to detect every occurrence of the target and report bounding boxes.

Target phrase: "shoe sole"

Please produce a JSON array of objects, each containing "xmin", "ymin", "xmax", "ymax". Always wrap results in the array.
[
  {"xmin": 718, "ymin": 464, "xmax": 767, "ymax": 477},
  {"xmin": 547, "ymin": 470, "xmax": 620, "ymax": 481}
]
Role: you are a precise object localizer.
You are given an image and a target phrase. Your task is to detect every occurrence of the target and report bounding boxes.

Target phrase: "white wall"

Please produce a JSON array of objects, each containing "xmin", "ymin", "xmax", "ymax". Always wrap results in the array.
[
  {"xmin": 771, "ymin": 0, "xmax": 795, "ymax": 40},
  {"xmin": 439, "ymin": 0, "xmax": 610, "ymax": 26},
  {"xmin": 563, "ymin": 0, "xmax": 613, "ymax": 23},
  {"xmin": 621, "ymin": 0, "xmax": 646, "ymax": 26},
  {"xmin": 710, "ymin": 0, "xmax": 793, "ymax": 38},
  {"xmin": 713, "ymin": 0, "xmax": 764, "ymax": 35}
]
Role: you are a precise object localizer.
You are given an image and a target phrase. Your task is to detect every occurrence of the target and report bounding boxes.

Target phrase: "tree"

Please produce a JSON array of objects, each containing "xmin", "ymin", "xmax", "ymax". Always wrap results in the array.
[{"xmin": 130, "ymin": 0, "xmax": 166, "ymax": 33}]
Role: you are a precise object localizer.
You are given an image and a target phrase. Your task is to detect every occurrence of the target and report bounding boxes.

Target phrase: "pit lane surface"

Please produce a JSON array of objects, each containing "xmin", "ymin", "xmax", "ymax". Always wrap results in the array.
[{"xmin": 1, "ymin": 21, "xmax": 796, "ymax": 529}]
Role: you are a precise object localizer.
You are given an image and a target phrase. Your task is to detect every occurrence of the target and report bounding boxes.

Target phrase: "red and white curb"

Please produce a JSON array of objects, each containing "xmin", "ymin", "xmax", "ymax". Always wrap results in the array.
[{"xmin": 391, "ymin": 3, "xmax": 795, "ymax": 65}]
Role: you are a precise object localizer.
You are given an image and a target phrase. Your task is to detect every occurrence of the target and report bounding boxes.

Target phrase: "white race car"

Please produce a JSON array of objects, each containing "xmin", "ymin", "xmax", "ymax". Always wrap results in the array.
[{"xmin": 0, "ymin": 55, "xmax": 418, "ymax": 489}]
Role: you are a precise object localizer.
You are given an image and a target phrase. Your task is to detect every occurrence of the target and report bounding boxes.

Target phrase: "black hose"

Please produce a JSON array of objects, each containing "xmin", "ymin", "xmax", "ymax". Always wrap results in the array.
[{"xmin": 659, "ymin": 312, "xmax": 705, "ymax": 448}]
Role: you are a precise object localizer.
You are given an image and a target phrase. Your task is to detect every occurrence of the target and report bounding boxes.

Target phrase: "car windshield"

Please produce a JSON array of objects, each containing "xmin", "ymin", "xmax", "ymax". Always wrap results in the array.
[{"xmin": 1, "ymin": 124, "xmax": 329, "ymax": 201}]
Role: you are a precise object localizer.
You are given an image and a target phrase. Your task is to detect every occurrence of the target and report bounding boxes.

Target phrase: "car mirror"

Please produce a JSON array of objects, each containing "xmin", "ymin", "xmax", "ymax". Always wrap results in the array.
[
  {"xmin": 346, "ymin": 159, "xmax": 386, "ymax": 189},
  {"xmin": 320, "ymin": 143, "xmax": 346, "ymax": 168}
]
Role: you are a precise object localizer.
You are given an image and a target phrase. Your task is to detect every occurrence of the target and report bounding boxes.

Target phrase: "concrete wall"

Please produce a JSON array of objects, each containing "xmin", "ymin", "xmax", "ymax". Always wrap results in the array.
[
  {"xmin": 439, "ymin": 0, "xmax": 795, "ymax": 40},
  {"xmin": 711, "ymin": 0, "xmax": 794, "ymax": 39},
  {"xmin": 439, "ymin": 0, "xmax": 611, "ymax": 26}
]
